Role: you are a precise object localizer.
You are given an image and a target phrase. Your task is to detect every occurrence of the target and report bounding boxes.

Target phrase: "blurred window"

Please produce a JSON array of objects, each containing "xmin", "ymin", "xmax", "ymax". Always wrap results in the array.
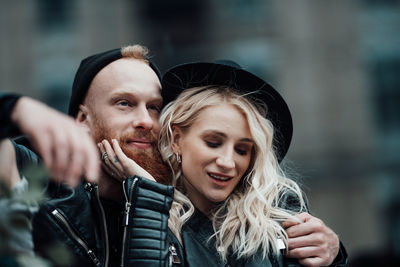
[
  {"xmin": 370, "ymin": 59, "xmax": 400, "ymax": 136},
  {"xmin": 36, "ymin": 0, "xmax": 74, "ymax": 32},
  {"xmin": 361, "ymin": 0, "xmax": 400, "ymax": 6}
]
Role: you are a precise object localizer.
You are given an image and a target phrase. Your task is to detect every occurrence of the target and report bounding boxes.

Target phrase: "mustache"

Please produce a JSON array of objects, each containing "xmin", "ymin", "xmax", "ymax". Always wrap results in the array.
[{"xmin": 118, "ymin": 131, "xmax": 158, "ymax": 144}]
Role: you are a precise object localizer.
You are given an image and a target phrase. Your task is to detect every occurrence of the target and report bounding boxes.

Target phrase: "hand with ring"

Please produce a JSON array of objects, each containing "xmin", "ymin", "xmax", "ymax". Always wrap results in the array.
[
  {"xmin": 101, "ymin": 151, "xmax": 108, "ymax": 162},
  {"xmin": 98, "ymin": 139, "xmax": 156, "ymax": 182}
]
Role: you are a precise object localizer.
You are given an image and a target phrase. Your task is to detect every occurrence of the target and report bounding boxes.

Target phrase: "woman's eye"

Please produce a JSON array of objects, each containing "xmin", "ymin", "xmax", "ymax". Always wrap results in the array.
[
  {"xmin": 235, "ymin": 149, "xmax": 247, "ymax": 156},
  {"xmin": 235, "ymin": 146, "xmax": 250, "ymax": 156},
  {"xmin": 205, "ymin": 141, "xmax": 220, "ymax": 148}
]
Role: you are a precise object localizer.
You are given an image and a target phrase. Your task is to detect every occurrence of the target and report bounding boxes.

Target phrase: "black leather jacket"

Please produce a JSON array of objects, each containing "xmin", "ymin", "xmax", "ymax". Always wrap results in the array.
[
  {"xmin": 167, "ymin": 199, "xmax": 348, "ymax": 267},
  {"xmin": 169, "ymin": 208, "xmax": 290, "ymax": 267},
  {"xmin": 32, "ymin": 176, "xmax": 174, "ymax": 267}
]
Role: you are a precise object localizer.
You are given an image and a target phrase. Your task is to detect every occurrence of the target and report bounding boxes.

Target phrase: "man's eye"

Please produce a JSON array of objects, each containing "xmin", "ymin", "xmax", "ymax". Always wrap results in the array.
[
  {"xmin": 148, "ymin": 105, "xmax": 161, "ymax": 112},
  {"xmin": 117, "ymin": 101, "xmax": 130, "ymax": 107}
]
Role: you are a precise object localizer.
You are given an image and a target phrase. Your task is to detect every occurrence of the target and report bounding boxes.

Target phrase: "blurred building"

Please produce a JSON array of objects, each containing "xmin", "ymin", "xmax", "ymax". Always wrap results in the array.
[{"xmin": 1, "ymin": 0, "xmax": 399, "ymax": 264}]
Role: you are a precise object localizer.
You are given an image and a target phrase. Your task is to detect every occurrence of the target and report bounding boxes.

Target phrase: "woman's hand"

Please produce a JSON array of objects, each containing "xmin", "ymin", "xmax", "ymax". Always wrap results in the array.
[{"xmin": 98, "ymin": 139, "xmax": 156, "ymax": 182}]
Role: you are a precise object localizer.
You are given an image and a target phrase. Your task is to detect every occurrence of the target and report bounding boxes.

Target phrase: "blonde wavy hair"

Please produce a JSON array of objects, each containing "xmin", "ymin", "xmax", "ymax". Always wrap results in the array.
[{"xmin": 159, "ymin": 85, "xmax": 306, "ymax": 261}]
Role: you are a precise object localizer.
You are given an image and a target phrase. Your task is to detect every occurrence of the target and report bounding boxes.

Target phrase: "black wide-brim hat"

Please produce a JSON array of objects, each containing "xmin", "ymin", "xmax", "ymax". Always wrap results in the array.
[{"xmin": 161, "ymin": 60, "xmax": 293, "ymax": 163}]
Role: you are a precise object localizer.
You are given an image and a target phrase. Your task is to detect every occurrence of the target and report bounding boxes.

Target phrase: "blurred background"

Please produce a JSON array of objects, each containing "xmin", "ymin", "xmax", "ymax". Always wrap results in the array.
[{"xmin": 1, "ymin": 0, "xmax": 399, "ymax": 265}]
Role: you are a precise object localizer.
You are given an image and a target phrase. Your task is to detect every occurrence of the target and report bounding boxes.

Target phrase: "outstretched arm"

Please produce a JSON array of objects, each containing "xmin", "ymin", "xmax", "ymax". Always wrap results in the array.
[{"xmin": 1, "ymin": 93, "xmax": 100, "ymax": 186}]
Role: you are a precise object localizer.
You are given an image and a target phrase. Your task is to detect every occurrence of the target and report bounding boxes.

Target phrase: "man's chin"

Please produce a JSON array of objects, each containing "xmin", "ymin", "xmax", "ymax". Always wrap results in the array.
[
  {"xmin": 121, "ymin": 146, "xmax": 153, "ymax": 162},
  {"xmin": 121, "ymin": 145, "xmax": 171, "ymax": 185},
  {"xmin": 125, "ymin": 147, "xmax": 153, "ymax": 156}
]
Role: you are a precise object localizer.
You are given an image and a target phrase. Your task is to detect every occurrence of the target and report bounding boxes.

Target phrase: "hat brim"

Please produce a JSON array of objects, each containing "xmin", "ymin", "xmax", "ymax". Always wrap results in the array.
[{"xmin": 161, "ymin": 62, "xmax": 293, "ymax": 163}]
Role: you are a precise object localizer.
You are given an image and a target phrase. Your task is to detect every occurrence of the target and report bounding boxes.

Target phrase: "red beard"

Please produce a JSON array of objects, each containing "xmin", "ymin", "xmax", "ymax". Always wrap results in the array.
[{"xmin": 91, "ymin": 119, "xmax": 171, "ymax": 185}]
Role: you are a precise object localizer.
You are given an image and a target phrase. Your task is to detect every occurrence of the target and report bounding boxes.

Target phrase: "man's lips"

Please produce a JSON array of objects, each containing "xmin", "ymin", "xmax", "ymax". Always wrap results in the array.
[{"xmin": 126, "ymin": 139, "xmax": 152, "ymax": 149}]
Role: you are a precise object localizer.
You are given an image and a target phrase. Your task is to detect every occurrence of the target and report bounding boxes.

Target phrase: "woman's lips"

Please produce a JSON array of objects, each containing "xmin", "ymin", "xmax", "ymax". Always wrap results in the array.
[{"xmin": 208, "ymin": 172, "xmax": 234, "ymax": 186}]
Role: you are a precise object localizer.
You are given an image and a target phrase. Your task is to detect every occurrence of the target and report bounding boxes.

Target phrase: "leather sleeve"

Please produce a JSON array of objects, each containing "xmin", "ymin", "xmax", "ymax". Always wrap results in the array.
[
  {"xmin": 329, "ymin": 241, "xmax": 349, "ymax": 267},
  {"xmin": 0, "ymin": 92, "xmax": 22, "ymax": 139},
  {"xmin": 123, "ymin": 176, "xmax": 174, "ymax": 267},
  {"xmin": 11, "ymin": 140, "xmax": 40, "ymax": 177}
]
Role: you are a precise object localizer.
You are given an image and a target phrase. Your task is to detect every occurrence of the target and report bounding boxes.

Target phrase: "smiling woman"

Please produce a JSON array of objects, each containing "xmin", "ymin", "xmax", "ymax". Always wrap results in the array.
[
  {"xmin": 159, "ymin": 84, "xmax": 306, "ymax": 265},
  {"xmin": 153, "ymin": 59, "xmax": 347, "ymax": 266},
  {"xmin": 170, "ymin": 102, "xmax": 253, "ymax": 213}
]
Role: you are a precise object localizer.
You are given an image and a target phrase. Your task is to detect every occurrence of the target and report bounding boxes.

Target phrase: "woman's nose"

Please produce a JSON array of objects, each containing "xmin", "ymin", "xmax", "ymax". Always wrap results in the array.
[{"xmin": 216, "ymin": 150, "xmax": 235, "ymax": 170}]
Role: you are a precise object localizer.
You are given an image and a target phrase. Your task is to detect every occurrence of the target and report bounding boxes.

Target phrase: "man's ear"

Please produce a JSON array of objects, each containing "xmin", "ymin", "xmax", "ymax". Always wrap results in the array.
[
  {"xmin": 76, "ymin": 104, "xmax": 91, "ymax": 131},
  {"xmin": 171, "ymin": 126, "xmax": 183, "ymax": 153}
]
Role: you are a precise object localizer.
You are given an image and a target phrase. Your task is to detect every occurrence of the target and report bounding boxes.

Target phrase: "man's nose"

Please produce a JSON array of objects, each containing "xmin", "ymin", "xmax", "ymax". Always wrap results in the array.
[
  {"xmin": 132, "ymin": 105, "xmax": 154, "ymax": 130},
  {"xmin": 216, "ymin": 148, "xmax": 235, "ymax": 170}
]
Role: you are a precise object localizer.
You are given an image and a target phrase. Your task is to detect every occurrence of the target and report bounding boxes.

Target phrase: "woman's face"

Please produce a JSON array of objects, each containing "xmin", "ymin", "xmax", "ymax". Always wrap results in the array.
[{"xmin": 173, "ymin": 103, "xmax": 253, "ymax": 214}]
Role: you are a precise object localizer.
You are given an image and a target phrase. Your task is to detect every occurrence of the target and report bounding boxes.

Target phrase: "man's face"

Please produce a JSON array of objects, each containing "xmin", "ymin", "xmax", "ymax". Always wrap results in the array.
[{"xmin": 80, "ymin": 58, "xmax": 163, "ymax": 168}]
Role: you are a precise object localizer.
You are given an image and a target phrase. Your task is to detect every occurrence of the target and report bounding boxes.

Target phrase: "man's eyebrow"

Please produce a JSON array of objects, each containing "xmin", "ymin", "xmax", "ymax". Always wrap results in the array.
[
  {"xmin": 110, "ymin": 90, "xmax": 137, "ymax": 98},
  {"xmin": 110, "ymin": 91, "xmax": 162, "ymax": 102},
  {"xmin": 150, "ymin": 96, "xmax": 163, "ymax": 102}
]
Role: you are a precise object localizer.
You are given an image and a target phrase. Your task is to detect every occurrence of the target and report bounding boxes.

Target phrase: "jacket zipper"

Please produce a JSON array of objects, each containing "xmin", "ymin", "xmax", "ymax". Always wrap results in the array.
[
  {"xmin": 169, "ymin": 243, "xmax": 181, "ymax": 266},
  {"xmin": 120, "ymin": 177, "xmax": 138, "ymax": 267},
  {"xmin": 51, "ymin": 209, "xmax": 101, "ymax": 266},
  {"xmin": 93, "ymin": 184, "xmax": 110, "ymax": 267}
]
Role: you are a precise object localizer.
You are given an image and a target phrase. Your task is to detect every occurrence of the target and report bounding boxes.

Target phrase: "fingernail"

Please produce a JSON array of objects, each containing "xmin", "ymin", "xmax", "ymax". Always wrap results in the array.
[
  {"xmin": 88, "ymin": 177, "xmax": 97, "ymax": 183},
  {"xmin": 87, "ymin": 170, "xmax": 99, "ymax": 183}
]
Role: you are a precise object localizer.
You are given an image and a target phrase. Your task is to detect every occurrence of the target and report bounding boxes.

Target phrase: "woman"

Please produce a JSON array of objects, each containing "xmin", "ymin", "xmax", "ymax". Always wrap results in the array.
[{"xmin": 100, "ymin": 60, "xmax": 309, "ymax": 266}]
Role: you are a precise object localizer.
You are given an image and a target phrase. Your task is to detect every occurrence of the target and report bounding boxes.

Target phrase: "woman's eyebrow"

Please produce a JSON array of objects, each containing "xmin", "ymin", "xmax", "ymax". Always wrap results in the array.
[{"xmin": 203, "ymin": 130, "xmax": 254, "ymax": 143}]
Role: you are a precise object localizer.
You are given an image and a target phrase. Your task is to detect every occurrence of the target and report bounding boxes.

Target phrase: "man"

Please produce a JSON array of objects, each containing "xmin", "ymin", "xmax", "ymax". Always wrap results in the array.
[
  {"xmin": 1, "ymin": 46, "xmax": 174, "ymax": 266},
  {"xmin": 1, "ymin": 45, "xmax": 347, "ymax": 266},
  {"xmin": 31, "ymin": 45, "xmax": 174, "ymax": 267}
]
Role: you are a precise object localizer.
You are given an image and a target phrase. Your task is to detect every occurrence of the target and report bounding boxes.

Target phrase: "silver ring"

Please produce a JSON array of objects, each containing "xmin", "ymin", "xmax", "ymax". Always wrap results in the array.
[{"xmin": 101, "ymin": 152, "xmax": 108, "ymax": 162}]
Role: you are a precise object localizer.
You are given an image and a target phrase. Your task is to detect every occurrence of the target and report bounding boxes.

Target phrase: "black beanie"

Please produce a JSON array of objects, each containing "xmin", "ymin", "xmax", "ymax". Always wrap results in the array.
[{"xmin": 68, "ymin": 48, "xmax": 161, "ymax": 117}]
